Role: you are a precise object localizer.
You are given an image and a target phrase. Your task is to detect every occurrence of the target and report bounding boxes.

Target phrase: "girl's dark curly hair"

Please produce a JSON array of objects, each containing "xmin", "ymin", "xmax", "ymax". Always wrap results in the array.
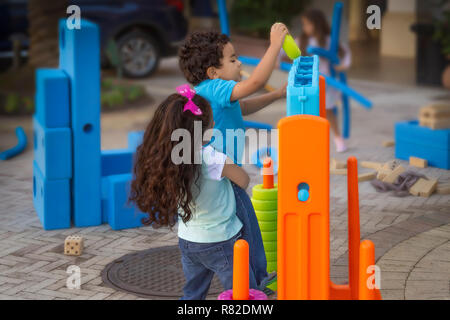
[
  {"xmin": 179, "ymin": 31, "xmax": 230, "ymax": 86},
  {"xmin": 129, "ymin": 93, "xmax": 213, "ymax": 228},
  {"xmin": 300, "ymin": 9, "xmax": 345, "ymax": 59}
]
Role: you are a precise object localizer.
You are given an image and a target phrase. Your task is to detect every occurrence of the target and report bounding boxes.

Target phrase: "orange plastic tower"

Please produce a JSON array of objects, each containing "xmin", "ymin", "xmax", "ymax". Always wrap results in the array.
[
  {"xmin": 233, "ymin": 239, "xmax": 249, "ymax": 300},
  {"xmin": 277, "ymin": 115, "xmax": 330, "ymax": 300},
  {"xmin": 277, "ymin": 116, "xmax": 382, "ymax": 300}
]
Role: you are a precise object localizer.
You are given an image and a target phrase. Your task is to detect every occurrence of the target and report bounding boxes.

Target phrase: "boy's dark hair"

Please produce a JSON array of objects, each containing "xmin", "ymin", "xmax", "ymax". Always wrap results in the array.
[{"xmin": 179, "ymin": 31, "xmax": 230, "ymax": 86}]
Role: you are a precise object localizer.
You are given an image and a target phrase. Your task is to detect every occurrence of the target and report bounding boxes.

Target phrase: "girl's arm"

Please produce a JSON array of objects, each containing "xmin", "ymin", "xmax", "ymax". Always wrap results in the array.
[
  {"xmin": 335, "ymin": 43, "xmax": 352, "ymax": 71},
  {"xmin": 230, "ymin": 23, "xmax": 288, "ymax": 102},
  {"xmin": 221, "ymin": 157, "xmax": 250, "ymax": 189},
  {"xmin": 240, "ymin": 83, "xmax": 287, "ymax": 116}
]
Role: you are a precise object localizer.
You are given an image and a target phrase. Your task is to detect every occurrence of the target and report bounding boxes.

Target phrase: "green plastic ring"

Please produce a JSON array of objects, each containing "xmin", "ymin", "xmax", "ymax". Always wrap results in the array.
[
  {"xmin": 266, "ymin": 251, "xmax": 277, "ymax": 261},
  {"xmin": 251, "ymin": 199, "xmax": 277, "ymax": 211},
  {"xmin": 263, "ymin": 241, "xmax": 277, "ymax": 252},
  {"xmin": 261, "ymin": 231, "xmax": 277, "ymax": 241},
  {"xmin": 252, "ymin": 184, "xmax": 278, "ymax": 201},
  {"xmin": 258, "ymin": 221, "xmax": 277, "ymax": 232},
  {"xmin": 256, "ymin": 210, "xmax": 277, "ymax": 222},
  {"xmin": 267, "ymin": 262, "xmax": 277, "ymax": 272}
]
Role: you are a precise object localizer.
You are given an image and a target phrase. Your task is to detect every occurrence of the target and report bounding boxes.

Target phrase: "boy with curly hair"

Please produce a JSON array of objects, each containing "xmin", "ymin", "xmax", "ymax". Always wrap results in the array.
[{"xmin": 178, "ymin": 23, "xmax": 288, "ymax": 292}]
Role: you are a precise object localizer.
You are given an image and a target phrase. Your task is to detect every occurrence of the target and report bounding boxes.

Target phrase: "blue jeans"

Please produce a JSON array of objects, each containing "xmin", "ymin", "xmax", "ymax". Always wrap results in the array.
[
  {"xmin": 179, "ymin": 229, "xmax": 258, "ymax": 300},
  {"xmin": 231, "ymin": 182, "xmax": 268, "ymax": 287}
]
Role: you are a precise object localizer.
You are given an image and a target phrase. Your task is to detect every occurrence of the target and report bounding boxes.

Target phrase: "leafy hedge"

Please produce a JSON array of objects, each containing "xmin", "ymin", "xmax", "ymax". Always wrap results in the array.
[{"xmin": 230, "ymin": 0, "xmax": 311, "ymax": 37}]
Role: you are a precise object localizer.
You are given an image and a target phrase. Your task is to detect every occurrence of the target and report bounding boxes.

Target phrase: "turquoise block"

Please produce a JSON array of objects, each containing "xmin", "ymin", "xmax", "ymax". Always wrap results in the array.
[
  {"xmin": 33, "ymin": 117, "xmax": 71, "ymax": 180},
  {"xmin": 33, "ymin": 161, "xmax": 71, "ymax": 230},
  {"xmin": 127, "ymin": 131, "xmax": 144, "ymax": 151},
  {"xmin": 35, "ymin": 69, "xmax": 70, "ymax": 128},
  {"xmin": 59, "ymin": 19, "xmax": 101, "ymax": 227},
  {"xmin": 395, "ymin": 120, "xmax": 450, "ymax": 170},
  {"xmin": 105, "ymin": 173, "xmax": 146, "ymax": 230},
  {"xmin": 287, "ymin": 56, "xmax": 320, "ymax": 117},
  {"xmin": 101, "ymin": 149, "xmax": 134, "ymax": 176}
]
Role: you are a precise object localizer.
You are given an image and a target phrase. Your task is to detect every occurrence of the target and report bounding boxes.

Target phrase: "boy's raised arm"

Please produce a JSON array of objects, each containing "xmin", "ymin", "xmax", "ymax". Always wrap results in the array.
[{"xmin": 230, "ymin": 23, "xmax": 288, "ymax": 101}]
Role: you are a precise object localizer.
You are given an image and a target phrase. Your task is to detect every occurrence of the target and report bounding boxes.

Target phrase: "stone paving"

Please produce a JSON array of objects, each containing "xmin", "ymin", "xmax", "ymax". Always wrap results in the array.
[{"xmin": 0, "ymin": 57, "xmax": 449, "ymax": 300}]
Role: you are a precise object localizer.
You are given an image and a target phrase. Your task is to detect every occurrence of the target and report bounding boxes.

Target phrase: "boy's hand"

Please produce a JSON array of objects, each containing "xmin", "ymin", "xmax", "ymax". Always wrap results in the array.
[
  {"xmin": 270, "ymin": 23, "xmax": 288, "ymax": 50},
  {"xmin": 275, "ymin": 83, "xmax": 287, "ymax": 98}
]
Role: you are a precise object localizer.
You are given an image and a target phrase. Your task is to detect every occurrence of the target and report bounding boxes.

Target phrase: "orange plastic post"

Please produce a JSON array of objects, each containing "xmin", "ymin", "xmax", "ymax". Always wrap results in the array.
[
  {"xmin": 358, "ymin": 240, "xmax": 377, "ymax": 300},
  {"xmin": 347, "ymin": 157, "xmax": 361, "ymax": 299},
  {"xmin": 233, "ymin": 239, "xmax": 249, "ymax": 300},
  {"xmin": 277, "ymin": 115, "xmax": 330, "ymax": 300},
  {"xmin": 262, "ymin": 157, "xmax": 274, "ymax": 189},
  {"xmin": 319, "ymin": 76, "xmax": 326, "ymax": 119}
]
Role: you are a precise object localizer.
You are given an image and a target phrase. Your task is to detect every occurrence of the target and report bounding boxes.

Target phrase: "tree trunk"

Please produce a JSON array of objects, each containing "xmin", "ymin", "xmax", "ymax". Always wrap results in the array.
[{"xmin": 27, "ymin": 0, "xmax": 68, "ymax": 68}]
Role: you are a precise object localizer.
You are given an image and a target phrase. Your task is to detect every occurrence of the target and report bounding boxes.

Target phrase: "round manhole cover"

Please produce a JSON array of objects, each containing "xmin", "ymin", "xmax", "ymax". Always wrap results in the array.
[{"xmin": 101, "ymin": 245, "xmax": 224, "ymax": 299}]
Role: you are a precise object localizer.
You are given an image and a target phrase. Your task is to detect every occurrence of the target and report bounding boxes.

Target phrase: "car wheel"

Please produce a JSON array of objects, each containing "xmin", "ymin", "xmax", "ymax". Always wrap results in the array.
[{"xmin": 117, "ymin": 30, "xmax": 160, "ymax": 78}]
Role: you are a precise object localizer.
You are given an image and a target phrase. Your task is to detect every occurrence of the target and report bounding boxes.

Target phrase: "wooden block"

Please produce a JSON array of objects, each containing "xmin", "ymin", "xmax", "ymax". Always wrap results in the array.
[
  {"xmin": 409, "ymin": 178, "xmax": 437, "ymax": 197},
  {"xmin": 377, "ymin": 169, "xmax": 392, "ymax": 181},
  {"xmin": 331, "ymin": 158, "xmax": 347, "ymax": 170},
  {"xmin": 381, "ymin": 160, "xmax": 398, "ymax": 171},
  {"xmin": 64, "ymin": 235, "xmax": 84, "ymax": 256},
  {"xmin": 361, "ymin": 161, "xmax": 383, "ymax": 170},
  {"xmin": 419, "ymin": 102, "xmax": 450, "ymax": 118},
  {"xmin": 331, "ymin": 168, "xmax": 347, "ymax": 175},
  {"xmin": 382, "ymin": 165, "xmax": 406, "ymax": 184},
  {"xmin": 358, "ymin": 172, "xmax": 376, "ymax": 182},
  {"xmin": 382, "ymin": 140, "xmax": 395, "ymax": 147},
  {"xmin": 409, "ymin": 156, "xmax": 428, "ymax": 168},
  {"xmin": 436, "ymin": 183, "xmax": 450, "ymax": 195},
  {"xmin": 419, "ymin": 116, "xmax": 450, "ymax": 130}
]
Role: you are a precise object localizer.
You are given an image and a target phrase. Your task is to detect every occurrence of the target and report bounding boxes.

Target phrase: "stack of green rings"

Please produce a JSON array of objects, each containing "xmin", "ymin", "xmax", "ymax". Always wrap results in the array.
[{"xmin": 251, "ymin": 183, "xmax": 278, "ymax": 290}]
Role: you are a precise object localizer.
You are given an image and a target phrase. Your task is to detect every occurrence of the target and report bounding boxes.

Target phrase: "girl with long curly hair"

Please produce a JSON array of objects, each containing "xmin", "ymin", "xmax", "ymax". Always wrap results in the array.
[{"xmin": 129, "ymin": 84, "xmax": 260, "ymax": 299}]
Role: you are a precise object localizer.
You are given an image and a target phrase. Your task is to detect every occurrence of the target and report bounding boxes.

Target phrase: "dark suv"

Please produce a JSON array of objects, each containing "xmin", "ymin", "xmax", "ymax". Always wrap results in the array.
[{"xmin": 0, "ymin": 0, "xmax": 188, "ymax": 77}]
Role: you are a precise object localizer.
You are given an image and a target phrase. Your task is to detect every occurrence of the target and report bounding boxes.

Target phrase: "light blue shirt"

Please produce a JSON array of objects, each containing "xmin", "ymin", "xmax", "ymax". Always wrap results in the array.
[
  {"xmin": 177, "ymin": 145, "xmax": 243, "ymax": 243},
  {"xmin": 195, "ymin": 79, "xmax": 245, "ymax": 165}
]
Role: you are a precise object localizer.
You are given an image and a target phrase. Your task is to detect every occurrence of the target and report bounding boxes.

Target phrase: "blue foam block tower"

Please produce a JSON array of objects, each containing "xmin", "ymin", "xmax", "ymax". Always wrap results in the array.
[
  {"xmin": 59, "ymin": 19, "xmax": 101, "ymax": 227},
  {"xmin": 101, "ymin": 149, "xmax": 134, "ymax": 177},
  {"xmin": 127, "ymin": 131, "xmax": 144, "ymax": 151},
  {"xmin": 105, "ymin": 173, "xmax": 146, "ymax": 230},
  {"xmin": 33, "ymin": 117, "xmax": 72, "ymax": 180},
  {"xmin": 33, "ymin": 161, "xmax": 71, "ymax": 230},
  {"xmin": 395, "ymin": 120, "xmax": 450, "ymax": 170},
  {"xmin": 287, "ymin": 56, "xmax": 320, "ymax": 116},
  {"xmin": 35, "ymin": 69, "xmax": 70, "ymax": 128},
  {"xmin": 101, "ymin": 149, "xmax": 135, "ymax": 224}
]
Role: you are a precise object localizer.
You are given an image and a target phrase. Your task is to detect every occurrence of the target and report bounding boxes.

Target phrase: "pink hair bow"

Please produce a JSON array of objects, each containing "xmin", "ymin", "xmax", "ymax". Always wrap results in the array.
[{"xmin": 176, "ymin": 84, "xmax": 203, "ymax": 116}]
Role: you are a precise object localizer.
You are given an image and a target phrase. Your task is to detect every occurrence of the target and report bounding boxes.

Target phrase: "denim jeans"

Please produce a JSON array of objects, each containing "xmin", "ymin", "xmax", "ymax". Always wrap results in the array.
[
  {"xmin": 179, "ymin": 229, "xmax": 258, "ymax": 300},
  {"xmin": 231, "ymin": 182, "xmax": 268, "ymax": 287}
]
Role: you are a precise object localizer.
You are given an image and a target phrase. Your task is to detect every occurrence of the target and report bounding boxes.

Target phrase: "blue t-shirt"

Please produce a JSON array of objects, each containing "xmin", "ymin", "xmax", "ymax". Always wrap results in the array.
[{"xmin": 195, "ymin": 79, "xmax": 245, "ymax": 165}]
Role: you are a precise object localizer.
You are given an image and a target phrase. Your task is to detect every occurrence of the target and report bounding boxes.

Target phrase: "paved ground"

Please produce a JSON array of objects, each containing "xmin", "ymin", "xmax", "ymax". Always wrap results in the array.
[{"xmin": 0, "ymin": 57, "xmax": 449, "ymax": 300}]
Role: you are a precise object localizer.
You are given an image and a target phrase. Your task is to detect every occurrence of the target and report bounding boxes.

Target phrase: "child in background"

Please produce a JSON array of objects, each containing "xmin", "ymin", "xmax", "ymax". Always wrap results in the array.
[
  {"xmin": 178, "ymin": 23, "xmax": 288, "ymax": 290},
  {"xmin": 278, "ymin": 9, "xmax": 352, "ymax": 153},
  {"xmin": 129, "ymin": 87, "xmax": 258, "ymax": 299}
]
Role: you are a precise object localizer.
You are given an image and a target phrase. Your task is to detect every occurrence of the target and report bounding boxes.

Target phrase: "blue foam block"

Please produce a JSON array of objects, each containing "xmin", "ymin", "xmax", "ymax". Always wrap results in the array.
[
  {"xmin": 33, "ymin": 161, "xmax": 71, "ymax": 230},
  {"xmin": 395, "ymin": 120, "xmax": 450, "ymax": 170},
  {"xmin": 287, "ymin": 56, "xmax": 320, "ymax": 117},
  {"xmin": 101, "ymin": 177, "xmax": 109, "ymax": 224},
  {"xmin": 101, "ymin": 149, "xmax": 134, "ymax": 176},
  {"xmin": 33, "ymin": 117, "xmax": 72, "ymax": 180},
  {"xmin": 35, "ymin": 69, "xmax": 70, "ymax": 128},
  {"xmin": 127, "ymin": 131, "xmax": 144, "ymax": 151},
  {"xmin": 59, "ymin": 19, "xmax": 101, "ymax": 227},
  {"xmin": 105, "ymin": 173, "xmax": 146, "ymax": 230}
]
